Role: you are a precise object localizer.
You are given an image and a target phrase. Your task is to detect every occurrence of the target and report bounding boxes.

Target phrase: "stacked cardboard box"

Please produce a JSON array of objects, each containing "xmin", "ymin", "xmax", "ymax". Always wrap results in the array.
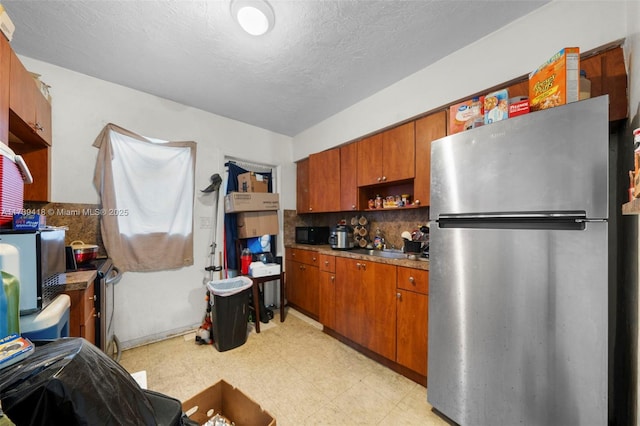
[{"xmin": 225, "ymin": 173, "xmax": 279, "ymax": 238}]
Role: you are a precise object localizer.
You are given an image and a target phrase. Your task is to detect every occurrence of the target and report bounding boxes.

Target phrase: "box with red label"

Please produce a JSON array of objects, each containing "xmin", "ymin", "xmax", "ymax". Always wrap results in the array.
[
  {"xmin": 449, "ymin": 97, "xmax": 484, "ymax": 134},
  {"xmin": 508, "ymin": 97, "xmax": 530, "ymax": 118},
  {"xmin": 529, "ymin": 47, "xmax": 580, "ymax": 111}
]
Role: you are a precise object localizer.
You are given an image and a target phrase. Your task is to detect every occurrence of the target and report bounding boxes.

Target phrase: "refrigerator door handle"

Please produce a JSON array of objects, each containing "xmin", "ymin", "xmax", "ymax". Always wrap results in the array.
[
  {"xmin": 438, "ymin": 211, "xmax": 587, "ymax": 221},
  {"xmin": 437, "ymin": 211, "xmax": 590, "ymax": 231}
]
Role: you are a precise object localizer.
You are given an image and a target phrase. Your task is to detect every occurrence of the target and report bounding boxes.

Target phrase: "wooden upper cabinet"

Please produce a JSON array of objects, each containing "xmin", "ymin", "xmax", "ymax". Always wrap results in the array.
[
  {"xmin": 381, "ymin": 121, "xmax": 415, "ymax": 183},
  {"xmin": 340, "ymin": 142, "xmax": 358, "ymax": 211},
  {"xmin": 21, "ymin": 148, "xmax": 50, "ymax": 202},
  {"xmin": 9, "ymin": 48, "xmax": 51, "ymax": 146},
  {"xmin": 296, "ymin": 158, "xmax": 310, "ymax": 213},
  {"xmin": 0, "ymin": 36, "xmax": 9, "ymax": 144},
  {"xmin": 581, "ymin": 46, "xmax": 627, "ymax": 122},
  {"xmin": 309, "ymin": 147, "xmax": 340, "ymax": 212},
  {"xmin": 357, "ymin": 122, "xmax": 415, "ymax": 187},
  {"xmin": 414, "ymin": 111, "xmax": 446, "ymax": 206},
  {"xmin": 356, "ymin": 133, "xmax": 382, "ymax": 186}
]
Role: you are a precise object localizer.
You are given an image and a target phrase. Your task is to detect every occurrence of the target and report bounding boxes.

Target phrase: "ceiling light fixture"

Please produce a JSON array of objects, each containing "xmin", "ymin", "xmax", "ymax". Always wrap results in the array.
[{"xmin": 230, "ymin": 0, "xmax": 275, "ymax": 36}]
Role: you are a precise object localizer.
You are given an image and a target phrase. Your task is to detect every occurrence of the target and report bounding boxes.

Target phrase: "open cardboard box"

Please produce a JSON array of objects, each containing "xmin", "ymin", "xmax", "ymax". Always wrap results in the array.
[{"xmin": 182, "ymin": 380, "xmax": 276, "ymax": 425}]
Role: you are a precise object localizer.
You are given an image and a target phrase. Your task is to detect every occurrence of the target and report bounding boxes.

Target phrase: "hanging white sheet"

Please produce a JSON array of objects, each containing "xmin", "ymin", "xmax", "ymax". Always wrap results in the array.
[{"xmin": 93, "ymin": 124, "xmax": 196, "ymax": 272}]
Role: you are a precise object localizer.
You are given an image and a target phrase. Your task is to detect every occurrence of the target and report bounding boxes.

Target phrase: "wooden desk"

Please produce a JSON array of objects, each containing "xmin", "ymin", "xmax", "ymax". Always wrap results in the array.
[{"xmin": 250, "ymin": 271, "xmax": 285, "ymax": 333}]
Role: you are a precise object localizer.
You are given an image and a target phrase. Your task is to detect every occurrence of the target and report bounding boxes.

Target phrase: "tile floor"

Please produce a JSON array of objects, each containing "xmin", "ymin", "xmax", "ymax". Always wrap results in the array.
[{"xmin": 119, "ymin": 309, "xmax": 450, "ymax": 425}]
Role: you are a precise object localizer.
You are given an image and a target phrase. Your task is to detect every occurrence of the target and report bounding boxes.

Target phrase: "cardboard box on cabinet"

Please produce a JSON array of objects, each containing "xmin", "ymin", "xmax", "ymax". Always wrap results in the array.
[
  {"xmin": 237, "ymin": 211, "xmax": 279, "ymax": 238},
  {"xmin": 238, "ymin": 172, "xmax": 269, "ymax": 193},
  {"xmin": 0, "ymin": 4, "xmax": 15, "ymax": 41},
  {"xmin": 182, "ymin": 380, "xmax": 276, "ymax": 426}
]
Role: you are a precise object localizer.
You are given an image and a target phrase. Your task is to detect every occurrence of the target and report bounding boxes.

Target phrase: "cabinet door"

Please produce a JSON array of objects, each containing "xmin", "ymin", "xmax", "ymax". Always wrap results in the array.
[
  {"xmin": 356, "ymin": 133, "xmax": 382, "ymax": 186},
  {"xmin": 34, "ymin": 89, "xmax": 52, "ymax": 144},
  {"xmin": 286, "ymin": 249, "xmax": 319, "ymax": 318},
  {"xmin": 309, "ymin": 148, "xmax": 340, "ymax": 212},
  {"xmin": 340, "ymin": 143, "xmax": 358, "ymax": 211},
  {"xmin": 397, "ymin": 289, "xmax": 428, "ymax": 376},
  {"xmin": 21, "ymin": 148, "xmax": 50, "ymax": 202},
  {"xmin": 581, "ymin": 47, "xmax": 627, "ymax": 122},
  {"xmin": 285, "ymin": 256, "xmax": 297, "ymax": 305},
  {"xmin": 335, "ymin": 257, "xmax": 396, "ymax": 360},
  {"xmin": 335, "ymin": 257, "xmax": 364, "ymax": 339},
  {"xmin": 0, "ymin": 36, "xmax": 9, "ymax": 144},
  {"xmin": 64, "ymin": 281, "xmax": 97, "ymax": 346},
  {"xmin": 8, "ymin": 49, "xmax": 51, "ymax": 146},
  {"xmin": 9, "ymin": 48, "xmax": 36, "ymax": 129},
  {"xmin": 414, "ymin": 112, "xmax": 446, "ymax": 206},
  {"xmin": 319, "ymin": 270, "xmax": 336, "ymax": 329},
  {"xmin": 297, "ymin": 264, "xmax": 319, "ymax": 317},
  {"xmin": 296, "ymin": 158, "xmax": 310, "ymax": 213},
  {"xmin": 381, "ymin": 121, "xmax": 415, "ymax": 183},
  {"xmin": 360, "ymin": 261, "xmax": 396, "ymax": 360}
]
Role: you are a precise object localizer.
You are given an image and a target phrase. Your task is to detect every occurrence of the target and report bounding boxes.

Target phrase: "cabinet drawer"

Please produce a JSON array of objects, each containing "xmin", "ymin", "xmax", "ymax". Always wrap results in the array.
[
  {"xmin": 290, "ymin": 248, "xmax": 318, "ymax": 266},
  {"xmin": 319, "ymin": 254, "xmax": 335, "ymax": 273},
  {"xmin": 397, "ymin": 267, "xmax": 428, "ymax": 294},
  {"xmin": 83, "ymin": 281, "xmax": 96, "ymax": 322}
]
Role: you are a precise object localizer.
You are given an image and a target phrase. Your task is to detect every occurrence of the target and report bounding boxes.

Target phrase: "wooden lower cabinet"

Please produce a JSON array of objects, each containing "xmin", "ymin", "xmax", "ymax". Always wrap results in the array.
[
  {"xmin": 285, "ymin": 248, "xmax": 319, "ymax": 319},
  {"xmin": 335, "ymin": 257, "xmax": 397, "ymax": 361},
  {"xmin": 318, "ymin": 254, "xmax": 336, "ymax": 329},
  {"xmin": 63, "ymin": 281, "xmax": 97, "ymax": 345},
  {"xmin": 396, "ymin": 267, "xmax": 429, "ymax": 376}
]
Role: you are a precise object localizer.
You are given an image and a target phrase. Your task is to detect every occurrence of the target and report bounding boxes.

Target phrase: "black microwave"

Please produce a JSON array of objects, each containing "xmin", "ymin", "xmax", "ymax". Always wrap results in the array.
[{"xmin": 295, "ymin": 226, "xmax": 330, "ymax": 245}]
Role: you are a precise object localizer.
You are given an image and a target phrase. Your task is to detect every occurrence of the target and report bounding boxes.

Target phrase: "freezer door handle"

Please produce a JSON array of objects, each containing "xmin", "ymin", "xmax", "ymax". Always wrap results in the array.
[{"xmin": 437, "ymin": 211, "xmax": 590, "ymax": 231}]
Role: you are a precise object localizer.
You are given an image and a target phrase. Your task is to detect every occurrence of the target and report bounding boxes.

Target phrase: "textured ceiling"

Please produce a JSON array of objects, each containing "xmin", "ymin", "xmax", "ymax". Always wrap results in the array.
[{"xmin": 2, "ymin": 0, "xmax": 549, "ymax": 137}]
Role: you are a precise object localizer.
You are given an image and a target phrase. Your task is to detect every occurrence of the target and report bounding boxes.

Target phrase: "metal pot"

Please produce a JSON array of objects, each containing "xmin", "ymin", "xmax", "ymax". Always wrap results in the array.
[
  {"xmin": 329, "ymin": 225, "xmax": 355, "ymax": 250},
  {"xmin": 70, "ymin": 240, "xmax": 99, "ymax": 264}
]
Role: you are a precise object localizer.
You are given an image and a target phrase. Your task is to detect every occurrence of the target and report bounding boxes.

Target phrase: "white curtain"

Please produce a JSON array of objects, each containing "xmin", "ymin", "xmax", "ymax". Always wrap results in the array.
[{"xmin": 93, "ymin": 124, "xmax": 196, "ymax": 272}]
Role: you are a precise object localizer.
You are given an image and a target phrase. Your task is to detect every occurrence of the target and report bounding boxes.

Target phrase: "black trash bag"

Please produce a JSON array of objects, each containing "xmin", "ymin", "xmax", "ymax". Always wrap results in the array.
[{"xmin": 0, "ymin": 338, "xmax": 161, "ymax": 426}]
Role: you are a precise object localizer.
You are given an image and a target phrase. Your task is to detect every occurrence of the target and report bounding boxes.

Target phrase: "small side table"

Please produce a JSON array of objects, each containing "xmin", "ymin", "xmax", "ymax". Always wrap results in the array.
[{"xmin": 249, "ymin": 271, "xmax": 286, "ymax": 333}]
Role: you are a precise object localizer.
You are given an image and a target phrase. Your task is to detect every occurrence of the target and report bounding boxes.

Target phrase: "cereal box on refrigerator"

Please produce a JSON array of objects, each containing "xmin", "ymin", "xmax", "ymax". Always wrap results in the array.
[{"xmin": 529, "ymin": 47, "xmax": 580, "ymax": 111}]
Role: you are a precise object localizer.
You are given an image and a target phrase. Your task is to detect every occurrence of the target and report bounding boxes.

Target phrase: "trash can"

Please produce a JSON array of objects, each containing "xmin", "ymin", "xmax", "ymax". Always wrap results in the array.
[{"xmin": 207, "ymin": 276, "xmax": 253, "ymax": 352}]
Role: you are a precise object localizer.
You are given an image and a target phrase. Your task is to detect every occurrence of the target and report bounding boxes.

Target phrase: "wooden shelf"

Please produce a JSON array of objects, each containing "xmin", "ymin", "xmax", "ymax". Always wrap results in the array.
[{"xmin": 622, "ymin": 198, "xmax": 640, "ymax": 215}]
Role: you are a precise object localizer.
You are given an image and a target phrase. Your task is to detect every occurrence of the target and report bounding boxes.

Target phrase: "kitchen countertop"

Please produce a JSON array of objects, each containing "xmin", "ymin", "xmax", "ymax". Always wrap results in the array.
[
  {"xmin": 286, "ymin": 243, "xmax": 429, "ymax": 270},
  {"xmin": 59, "ymin": 270, "xmax": 97, "ymax": 291}
]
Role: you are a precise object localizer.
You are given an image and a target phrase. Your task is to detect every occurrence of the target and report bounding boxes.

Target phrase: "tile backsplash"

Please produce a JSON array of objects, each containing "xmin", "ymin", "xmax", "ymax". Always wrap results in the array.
[
  {"xmin": 283, "ymin": 207, "xmax": 430, "ymax": 250},
  {"xmin": 24, "ymin": 202, "xmax": 106, "ymax": 257}
]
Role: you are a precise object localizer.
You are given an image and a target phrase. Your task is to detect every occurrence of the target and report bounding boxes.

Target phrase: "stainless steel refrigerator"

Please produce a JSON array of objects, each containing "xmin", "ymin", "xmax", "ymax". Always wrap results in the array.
[{"xmin": 428, "ymin": 96, "xmax": 611, "ymax": 425}]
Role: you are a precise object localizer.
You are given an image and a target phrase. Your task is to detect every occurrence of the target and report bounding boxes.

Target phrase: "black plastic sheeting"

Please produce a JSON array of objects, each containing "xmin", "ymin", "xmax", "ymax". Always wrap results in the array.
[{"xmin": 0, "ymin": 338, "xmax": 190, "ymax": 426}]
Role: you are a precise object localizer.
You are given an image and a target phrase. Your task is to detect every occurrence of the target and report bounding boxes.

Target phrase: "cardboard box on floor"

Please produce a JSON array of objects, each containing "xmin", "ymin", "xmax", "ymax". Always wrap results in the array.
[
  {"xmin": 238, "ymin": 172, "xmax": 269, "ymax": 193},
  {"xmin": 224, "ymin": 192, "xmax": 279, "ymax": 213},
  {"xmin": 237, "ymin": 211, "xmax": 278, "ymax": 238},
  {"xmin": 182, "ymin": 379, "xmax": 276, "ymax": 425}
]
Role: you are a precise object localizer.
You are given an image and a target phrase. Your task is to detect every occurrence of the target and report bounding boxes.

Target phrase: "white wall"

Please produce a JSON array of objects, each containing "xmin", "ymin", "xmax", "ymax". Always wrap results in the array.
[
  {"xmin": 292, "ymin": 1, "xmax": 633, "ymax": 159},
  {"xmin": 19, "ymin": 56, "xmax": 295, "ymax": 347}
]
